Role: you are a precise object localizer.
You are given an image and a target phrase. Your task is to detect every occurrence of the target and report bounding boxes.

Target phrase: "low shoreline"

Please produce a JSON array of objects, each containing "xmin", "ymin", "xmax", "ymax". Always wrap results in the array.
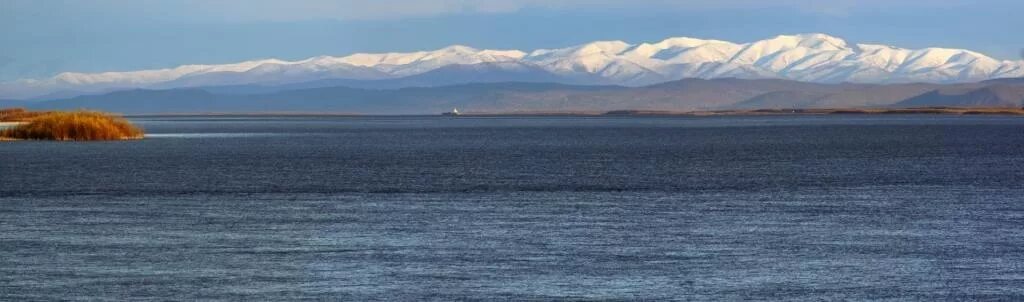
[
  {"xmin": 122, "ymin": 107, "xmax": 1024, "ymax": 118},
  {"xmin": 597, "ymin": 108, "xmax": 1024, "ymax": 116}
]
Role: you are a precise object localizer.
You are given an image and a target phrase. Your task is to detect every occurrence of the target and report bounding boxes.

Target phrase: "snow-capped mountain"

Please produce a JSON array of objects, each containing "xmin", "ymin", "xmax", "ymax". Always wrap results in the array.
[{"xmin": 3, "ymin": 33, "xmax": 1023, "ymax": 100}]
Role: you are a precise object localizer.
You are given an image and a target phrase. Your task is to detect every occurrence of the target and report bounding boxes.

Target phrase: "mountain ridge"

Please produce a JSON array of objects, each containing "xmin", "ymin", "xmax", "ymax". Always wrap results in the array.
[
  {"xmin": 16, "ymin": 77, "xmax": 1024, "ymax": 115},
  {"xmin": 3, "ymin": 33, "xmax": 1023, "ymax": 100}
]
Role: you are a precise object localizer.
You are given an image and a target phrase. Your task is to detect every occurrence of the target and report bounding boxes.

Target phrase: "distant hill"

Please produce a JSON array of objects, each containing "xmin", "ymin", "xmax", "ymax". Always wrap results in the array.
[
  {"xmin": 896, "ymin": 84, "xmax": 1024, "ymax": 108},
  {"xmin": 13, "ymin": 77, "xmax": 1024, "ymax": 114},
  {"xmin": 0, "ymin": 99, "xmax": 29, "ymax": 108},
  {"xmin": 176, "ymin": 63, "xmax": 586, "ymax": 96},
  {"xmin": 983, "ymin": 77, "xmax": 1024, "ymax": 85}
]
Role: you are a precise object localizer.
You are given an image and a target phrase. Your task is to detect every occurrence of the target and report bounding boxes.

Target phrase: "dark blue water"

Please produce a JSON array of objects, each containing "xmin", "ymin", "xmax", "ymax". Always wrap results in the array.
[{"xmin": 2, "ymin": 115, "xmax": 1024, "ymax": 300}]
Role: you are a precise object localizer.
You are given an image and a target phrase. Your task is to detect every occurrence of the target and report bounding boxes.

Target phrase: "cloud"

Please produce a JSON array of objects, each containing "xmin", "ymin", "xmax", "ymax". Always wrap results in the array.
[
  {"xmin": 188, "ymin": 0, "xmax": 976, "ymax": 21},
  {"xmin": 264, "ymin": 0, "xmax": 980, "ymax": 20},
  {"xmin": 5, "ymin": 0, "xmax": 979, "ymax": 22},
  {"xmin": 180, "ymin": 0, "xmax": 529, "ymax": 21}
]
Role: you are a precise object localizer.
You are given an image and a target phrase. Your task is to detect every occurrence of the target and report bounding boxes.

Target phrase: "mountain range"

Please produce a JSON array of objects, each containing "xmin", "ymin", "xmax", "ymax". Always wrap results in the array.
[
  {"xmin": 13, "ymin": 77, "xmax": 1024, "ymax": 115},
  {"xmin": 3, "ymin": 33, "xmax": 1024, "ymax": 101}
]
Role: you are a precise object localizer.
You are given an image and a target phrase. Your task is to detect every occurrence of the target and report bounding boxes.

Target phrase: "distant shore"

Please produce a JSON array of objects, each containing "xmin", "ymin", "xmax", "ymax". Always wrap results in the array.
[
  {"xmin": 122, "ymin": 107, "xmax": 1024, "ymax": 118},
  {"xmin": 596, "ymin": 108, "xmax": 1024, "ymax": 116}
]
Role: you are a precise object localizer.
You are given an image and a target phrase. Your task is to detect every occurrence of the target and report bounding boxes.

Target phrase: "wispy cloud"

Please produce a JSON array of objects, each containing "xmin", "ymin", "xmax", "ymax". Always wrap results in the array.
[
  {"xmin": 2, "ymin": 0, "xmax": 979, "ymax": 22},
  {"xmin": 180, "ymin": 0, "xmax": 980, "ymax": 20},
  {"xmin": 226, "ymin": 0, "xmax": 984, "ymax": 20}
]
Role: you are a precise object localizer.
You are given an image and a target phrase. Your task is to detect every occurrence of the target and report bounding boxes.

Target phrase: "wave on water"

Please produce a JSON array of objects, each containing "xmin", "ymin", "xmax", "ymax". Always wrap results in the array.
[{"xmin": 145, "ymin": 133, "xmax": 289, "ymax": 138}]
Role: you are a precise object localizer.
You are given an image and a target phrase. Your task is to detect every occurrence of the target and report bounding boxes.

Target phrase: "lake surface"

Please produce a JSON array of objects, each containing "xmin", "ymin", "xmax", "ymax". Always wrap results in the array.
[{"xmin": 3, "ymin": 115, "xmax": 1024, "ymax": 300}]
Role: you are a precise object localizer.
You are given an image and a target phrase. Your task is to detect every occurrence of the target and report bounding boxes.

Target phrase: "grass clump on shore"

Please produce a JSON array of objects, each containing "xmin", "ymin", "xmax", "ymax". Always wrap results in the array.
[{"xmin": 0, "ymin": 110, "xmax": 143, "ymax": 141}]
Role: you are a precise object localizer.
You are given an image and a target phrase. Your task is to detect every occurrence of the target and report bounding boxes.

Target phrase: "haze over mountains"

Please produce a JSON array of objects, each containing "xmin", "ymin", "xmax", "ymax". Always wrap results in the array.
[{"xmin": 3, "ymin": 33, "xmax": 1024, "ymax": 101}]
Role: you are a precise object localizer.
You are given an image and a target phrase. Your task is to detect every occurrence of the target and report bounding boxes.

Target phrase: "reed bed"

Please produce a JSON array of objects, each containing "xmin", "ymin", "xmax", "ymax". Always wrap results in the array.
[{"xmin": 0, "ymin": 110, "xmax": 143, "ymax": 141}]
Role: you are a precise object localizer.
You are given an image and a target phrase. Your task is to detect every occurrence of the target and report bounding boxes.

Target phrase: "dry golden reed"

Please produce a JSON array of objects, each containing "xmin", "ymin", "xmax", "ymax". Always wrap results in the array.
[{"xmin": 0, "ymin": 110, "xmax": 144, "ymax": 141}]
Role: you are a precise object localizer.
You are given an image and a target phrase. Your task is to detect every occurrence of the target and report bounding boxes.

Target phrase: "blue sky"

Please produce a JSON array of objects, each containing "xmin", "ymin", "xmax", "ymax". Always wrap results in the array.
[{"xmin": 1, "ymin": 0, "xmax": 1022, "ymax": 81}]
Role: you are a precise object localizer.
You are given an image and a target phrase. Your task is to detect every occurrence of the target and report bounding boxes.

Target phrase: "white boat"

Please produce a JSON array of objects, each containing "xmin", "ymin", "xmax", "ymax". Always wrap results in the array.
[{"xmin": 442, "ymin": 108, "xmax": 460, "ymax": 116}]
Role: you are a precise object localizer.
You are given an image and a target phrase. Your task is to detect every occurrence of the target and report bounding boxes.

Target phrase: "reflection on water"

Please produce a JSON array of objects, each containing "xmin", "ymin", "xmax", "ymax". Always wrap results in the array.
[{"xmin": 145, "ymin": 133, "xmax": 289, "ymax": 138}]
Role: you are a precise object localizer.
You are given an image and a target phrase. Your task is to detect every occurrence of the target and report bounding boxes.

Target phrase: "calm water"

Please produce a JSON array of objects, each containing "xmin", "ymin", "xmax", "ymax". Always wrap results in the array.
[{"xmin": 2, "ymin": 115, "xmax": 1024, "ymax": 300}]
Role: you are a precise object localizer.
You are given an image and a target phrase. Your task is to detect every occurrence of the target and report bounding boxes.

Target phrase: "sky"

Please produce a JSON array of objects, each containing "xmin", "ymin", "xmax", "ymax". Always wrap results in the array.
[{"xmin": 1, "ymin": 0, "xmax": 1023, "ymax": 82}]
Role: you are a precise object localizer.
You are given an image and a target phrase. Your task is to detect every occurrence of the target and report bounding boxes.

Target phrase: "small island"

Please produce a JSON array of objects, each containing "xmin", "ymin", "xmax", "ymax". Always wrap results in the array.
[{"xmin": 0, "ymin": 108, "xmax": 144, "ymax": 141}]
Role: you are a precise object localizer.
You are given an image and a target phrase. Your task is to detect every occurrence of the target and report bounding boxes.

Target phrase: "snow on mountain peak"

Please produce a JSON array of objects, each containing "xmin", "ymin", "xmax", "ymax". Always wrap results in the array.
[
  {"xmin": 577, "ymin": 41, "xmax": 632, "ymax": 54},
  {"xmin": 782, "ymin": 33, "xmax": 848, "ymax": 50},
  {"xmin": 3, "ymin": 33, "xmax": 1024, "ymax": 99},
  {"xmin": 655, "ymin": 37, "xmax": 734, "ymax": 49}
]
